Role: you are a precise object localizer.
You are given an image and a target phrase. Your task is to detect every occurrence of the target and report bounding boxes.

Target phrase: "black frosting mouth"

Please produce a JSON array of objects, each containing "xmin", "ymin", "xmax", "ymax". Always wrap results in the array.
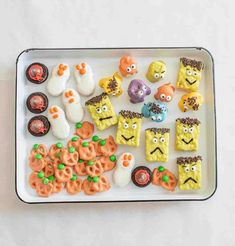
[
  {"xmin": 182, "ymin": 138, "xmax": 193, "ymax": 145},
  {"xmin": 121, "ymin": 135, "xmax": 134, "ymax": 141},
  {"xmin": 99, "ymin": 116, "xmax": 112, "ymax": 121},
  {"xmin": 186, "ymin": 78, "xmax": 197, "ymax": 85},
  {"xmin": 150, "ymin": 147, "xmax": 163, "ymax": 155},
  {"xmin": 184, "ymin": 177, "xmax": 197, "ymax": 184}
]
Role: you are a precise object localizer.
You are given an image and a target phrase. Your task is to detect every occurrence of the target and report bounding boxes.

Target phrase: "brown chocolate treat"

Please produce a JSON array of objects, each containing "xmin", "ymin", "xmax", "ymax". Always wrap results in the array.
[
  {"xmin": 85, "ymin": 93, "xmax": 108, "ymax": 106},
  {"xmin": 180, "ymin": 57, "xmax": 204, "ymax": 71},
  {"xmin": 177, "ymin": 156, "xmax": 202, "ymax": 165},
  {"xmin": 26, "ymin": 63, "xmax": 49, "ymax": 84},
  {"xmin": 26, "ymin": 92, "xmax": 48, "ymax": 114},
  {"xmin": 107, "ymin": 77, "xmax": 118, "ymax": 92},
  {"xmin": 119, "ymin": 110, "xmax": 143, "ymax": 119},
  {"xmin": 28, "ymin": 116, "xmax": 50, "ymax": 137},
  {"xmin": 146, "ymin": 128, "xmax": 170, "ymax": 134},
  {"xmin": 176, "ymin": 117, "xmax": 201, "ymax": 126},
  {"xmin": 131, "ymin": 166, "xmax": 152, "ymax": 187}
]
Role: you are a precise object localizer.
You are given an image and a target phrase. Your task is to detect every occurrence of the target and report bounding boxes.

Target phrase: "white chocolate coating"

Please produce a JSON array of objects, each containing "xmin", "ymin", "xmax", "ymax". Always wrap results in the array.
[
  {"xmin": 74, "ymin": 63, "xmax": 95, "ymax": 96},
  {"xmin": 47, "ymin": 64, "xmax": 70, "ymax": 96},
  {"xmin": 62, "ymin": 88, "xmax": 84, "ymax": 123},
  {"xmin": 47, "ymin": 105, "xmax": 70, "ymax": 139},
  {"xmin": 113, "ymin": 153, "xmax": 135, "ymax": 187}
]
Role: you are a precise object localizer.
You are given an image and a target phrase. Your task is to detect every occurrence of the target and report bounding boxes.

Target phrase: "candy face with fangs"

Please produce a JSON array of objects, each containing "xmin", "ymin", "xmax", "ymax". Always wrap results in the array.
[
  {"xmin": 26, "ymin": 92, "xmax": 48, "ymax": 114},
  {"xmin": 26, "ymin": 63, "xmax": 49, "ymax": 84},
  {"xmin": 27, "ymin": 115, "xmax": 50, "ymax": 137}
]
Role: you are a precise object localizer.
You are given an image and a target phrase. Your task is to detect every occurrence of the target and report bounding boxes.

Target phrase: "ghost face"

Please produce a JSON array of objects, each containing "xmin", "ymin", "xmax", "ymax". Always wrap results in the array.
[
  {"xmin": 62, "ymin": 89, "xmax": 80, "ymax": 105},
  {"xmin": 128, "ymin": 79, "xmax": 151, "ymax": 103}
]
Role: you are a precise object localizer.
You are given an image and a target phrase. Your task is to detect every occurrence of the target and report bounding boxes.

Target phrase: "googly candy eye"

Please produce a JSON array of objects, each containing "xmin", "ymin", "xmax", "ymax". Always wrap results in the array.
[
  {"xmin": 183, "ymin": 127, "xmax": 188, "ymax": 133},
  {"xmin": 188, "ymin": 127, "xmax": 194, "ymax": 133},
  {"xmin": 142, "ymin": 85, "xmax": 147, "ymax": 91},
  {"xmin": 160, "ymin": 137, "xmax": 165, "ymax": 143},
  {"xmin": 124, "ymin": 123, "xmax": 129, "ymax": 129},
  {"xmin": 193, "ymin": 71, "xmax": 197, "ymax": 76},
  {"xmin": 191, "ymin": 166, "xmax": 197, "ymax": 171},
  {"xmin": 102, "ymin": 105, "xmax": 108, "ymax": 111},
  {"xmin": 184, "ymin": 166, "xmax": 190, "ymax": 172},
  {"xmin": 151, "ymin": 116, "xmax": 156, "ymax": 121},
  {"xmin": 126, "ymin": 67, "xmax": 132, "ymax": 72},
  {"xmin": 131, "ymin": 64, "xmax": 136, "ymax": 69},
  {"xmin": 160, "ymin": 94, "xmax": 166, "ymax": 100},
  {"xmin": 132, "ymin": 123, "xmax": 137, "ymax": 129},
  {"xmin": 186, "ymin": 70, "xmax": 192, "ymax": 76},
  {"xmin": 156, "ymin": 116, "xmax": 162, "ymax": 121},
  {"xmin": 154, "ymin": 73, "xmax": 159, "ymax": 79},
  {"xmin": 166, "ymin": 95, "xmax": 171, "ymax": 101},
  {"xmin": 96, "ymin": 108, "xmax": 102, "ymax": 114},
  {"xmin": 153, "ymin": 137, "xmax": 158, "ymax": 143}
]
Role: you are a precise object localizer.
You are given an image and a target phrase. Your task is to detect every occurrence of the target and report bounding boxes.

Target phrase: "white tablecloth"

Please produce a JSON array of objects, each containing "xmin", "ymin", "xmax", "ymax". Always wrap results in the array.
[{"xmin": 0, "ymin": 0, "xmax": 233, "ymax": 245}]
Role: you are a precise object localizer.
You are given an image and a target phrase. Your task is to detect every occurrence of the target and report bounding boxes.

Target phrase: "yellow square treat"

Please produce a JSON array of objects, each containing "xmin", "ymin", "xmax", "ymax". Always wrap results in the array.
[
  {"xmin": 85, "ymin": 93, "xmax": 117, "ymax": 131},
  {"xmin": 176, "ymin": 57, "xmax": 204, "ymax": 92},
  {"xmin": 145, "ymin": 128, "xmax": 170, "ymax": 162},
  {"xmin": 175, "ymin": 118, "xmax": 201, "ymax": 151},
  {"xmin": 116, "ymin": 110, "xmax": 143, "ymax": 147},
  {"xmin": 177, "ymin": 156, "xmax": 202, "ymax": 190}
]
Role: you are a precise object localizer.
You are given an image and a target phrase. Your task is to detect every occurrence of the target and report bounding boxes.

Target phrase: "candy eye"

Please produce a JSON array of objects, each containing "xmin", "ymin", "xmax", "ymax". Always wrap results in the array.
[
  {"xmin": 96, "ymin": 108, "xmax": 102, "ymax": 114},
  {"xmin": 160, "ymin": 137, "xmax": 165, "ymax": 143},
  {"xmin": 191, "ymin": 166, "xmax": 197, "ymax": 171},
  {"xmin": 132, "ymin": 123, "xmax": 137, "ymax": 129},
  {"xmin": 157, "ymin": 116, "xmax": 162, "ymax": 121},
  {"xmin": 193, "ymin": 71, "xmax": 197, "ymax": 76},
  {"xmin": 160, "ymin": 73, "xmax": 165, "ymax": 79},
  {"xmin": 186, "ymin": 70, "xmax": 192, "ymax": 76},
  {"xmin": 188, "ymin": 127, "xmax": 193, "ymax": 133},
  {"xmin": 124, "ymin": 123, "xmax": 129, "ymax": 129},
  {"xmin": 142, "ymin": 85, "xmax": 147, "ymax": 91},
  {"xmin": 126, "ymin": 67, "xmax": 131, "ymax": 72},
  {"xmin": 160, "ymin": 94, "xmax": 166, "ymax": 99},
  {"xmin": 166, "ymin": 96, "xmax": 171, "ymax": 101},
  {"xmin": 154, "ymin": 73, "xmax": 159, "ymax": 79},
  {"xmin": 102, "ymin": 105, "xmax": 108, "ymax": 111},
  {"xmin": 183, "ymin": 127, "xmax": 188, "ymax": 133},
  {"xmin": 131, "ymin": 64, "xmax": 136, "ymax": 69},
  {"xmin": 153, "ymin": 137, "xmax": 158, "ymax": 143},
  {"xmin": 151, "ymin": 116, "xmax": 156, "ymax": 121},
  {"xmin": 184, "ymin": 167, "xmax": 190, "ymax": 172}
]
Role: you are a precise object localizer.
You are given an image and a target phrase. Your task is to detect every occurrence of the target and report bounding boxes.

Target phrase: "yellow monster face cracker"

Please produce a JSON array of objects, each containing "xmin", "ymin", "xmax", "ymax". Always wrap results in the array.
[
  {"xmin": 178, "ymin": 92, "xmax": 203, "ymax": 112},
  {"xmin": 116, "ymin": 110, "xmax": 143, "ymax": 147},
  {"xmin": 175, "ymin": 118, "xmax": 201, "ymax": 151},
  {"xmin": 85, "ymin": 93, "xmax": 117, "ymax": 131},
  {"xmin": 176, "ymin": 57, "xmax": 204, "ymax": 92},
  {"xmin": 177, "ymin": 156, "xmax": 202, "ymax": 190},
  {"xmin": 146, "ymin": 61, "xmax": 166, "ymax": 83},
  {"xmin": 145, "ymin": 128, "xmax": 170, "ymax": 162}
]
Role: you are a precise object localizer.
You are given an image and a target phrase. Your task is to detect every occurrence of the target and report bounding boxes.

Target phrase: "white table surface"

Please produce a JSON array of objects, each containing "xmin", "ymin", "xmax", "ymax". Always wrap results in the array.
[{"xmin": 0, "ymin": 0, "xmax": 233, "ymax": 245}]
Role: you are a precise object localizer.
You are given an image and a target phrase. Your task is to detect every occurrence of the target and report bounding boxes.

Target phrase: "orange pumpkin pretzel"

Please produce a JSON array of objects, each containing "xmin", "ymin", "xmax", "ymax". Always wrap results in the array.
[
  {"xmin": 85, "ymin": 160, "xmax": 104, "ymax": 177},
  {"xmin": 65, "ymin": 175, "xmax": 82, "ymax": 195},
  {"xmin": 75, "ymin": 121, "xmax": 94, "ymax": 139},
  {"xmin": 60, "ymin": 148, "xmax": 79, "ymax": 166},
  {"xmin": 78, "ymin": 141, "xmax": 96, "ymax": 161},
  {"xmin": 55, "ymin": 164, "xmax": 73, "ymax": 182},
  {"xmin": 73, "ymin": 160, "xmax": 87, "ymax": 176}
]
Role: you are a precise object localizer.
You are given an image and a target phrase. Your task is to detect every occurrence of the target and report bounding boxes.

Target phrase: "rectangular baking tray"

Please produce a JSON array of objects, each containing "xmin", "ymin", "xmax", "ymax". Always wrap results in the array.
[{"xmin": 15, "ymin": 47, "xmax": 217, "ymax": 203}]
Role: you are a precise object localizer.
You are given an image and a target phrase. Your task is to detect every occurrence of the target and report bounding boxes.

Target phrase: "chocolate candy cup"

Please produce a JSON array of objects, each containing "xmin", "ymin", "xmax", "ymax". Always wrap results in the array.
[
  {"xmin": 131, "ymin": 166, "xmax": 152, "ymax": 187},
  {"xmin": 28, "ymin": 115, "xmax": 50, "ymax": 137},
  {"xmin": 26, "ymin": 92, "xmax": 48, "ymax": 114},
  {"xmin": 26, "ymin": 63, "xmax": 48, "ymax": 84}
]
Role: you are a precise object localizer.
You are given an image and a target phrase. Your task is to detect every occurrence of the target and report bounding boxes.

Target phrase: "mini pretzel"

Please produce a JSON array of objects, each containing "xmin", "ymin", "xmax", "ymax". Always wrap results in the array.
[
  {"xmin": 92, "ymin": 175, "xmax": 110, "ymax": 192},
  {"xmin": 78, "ymin": 142, "xmax": 96, "ymax": 161},
  {"xmin": 75, "ymin": 121, "xmax": 94, "ymax": 139},
  {"xmin": 55, "ymin": 165, "xmax": 73, "ymax": 182},
  {"xmin": 73, "ymin": 161, "xmax": 87, "ymax": 176},
  {"xmin": 30, "ymin": 144, "xmax": 47, "ymax": 157},
  {"xmin": 28, "ymin": 172, "xmax": 41, "ymax": 189},
  {"xmin": 67, "ymin": 137, "xmax": 82, "ymax": 152},
  {"xmin": 98, "ymin": 136, "xmax": 117, "ymax": 156},
  {"xmin": 48, "ymin": 144, "xmax": 64, "ymax": 161},
  {"xmin": 98, "ymin": 155, "xmax": 116, "ymax": 172},
  {"xmin": 65, "ymin": 178, "xmax": 82, "ymax": 195},
  {"xmin": 36, "ymin": 182, "xmax": 53, "ymax": 197},
  {"xmin": 51, "ymin": 180, "xmax": 63, "ymax": 193},
  {"xmin": 43, "ymin": 162, "xmax": 55, "ymax": 177},
  {"xmin": 82, "ymin": 179, "xmax": 97, "ymax": 195},
  {"xmin": 60, "ymin": 148, "xmax": 79, "ymax": 166},
  {"xmin": 29, "ymin": 154, "xmax": 47, "ymax": 171},
  {"xmin": 91, "ymin": 141, "xmax": 103, "ymax": 157},
  {"xmin": 86, "ymin": 160, "xmax": 104, "ymax": 177}
]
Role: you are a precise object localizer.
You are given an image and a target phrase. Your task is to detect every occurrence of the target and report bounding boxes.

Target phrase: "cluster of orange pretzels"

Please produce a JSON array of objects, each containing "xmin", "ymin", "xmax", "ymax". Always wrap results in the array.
[{"xmin": 28, "ymin": 121, "xmax": 118, "ymax": 197}]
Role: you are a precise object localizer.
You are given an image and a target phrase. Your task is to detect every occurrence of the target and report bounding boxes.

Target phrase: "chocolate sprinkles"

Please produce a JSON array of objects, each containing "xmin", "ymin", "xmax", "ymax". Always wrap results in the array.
[
  {"xmin": 146, "ymin": 128, "xmax": 170, "ymax": 134},
  {"xmin": 176, "ymin": 117, "xmax": 201, "ymax": 126},
  {"xmin": 119, "ymin": 110, "xmax": 143, "ymax": 119},
  {"xmin": 177, "ymin": 156, "xmax": 202, "ymax": 165},
  {"xmin": 85, "ymin": 93, "xmax": 108, "ymax": 106},
  {"xmin": 180, "ymin": 57, "xmax": 204, "ymax": 71}
]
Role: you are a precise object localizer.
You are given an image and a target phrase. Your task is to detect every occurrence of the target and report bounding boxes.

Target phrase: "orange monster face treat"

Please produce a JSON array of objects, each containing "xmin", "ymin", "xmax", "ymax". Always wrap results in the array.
[
  {"xmin": 154, "ymin": 83, "xmax": 175, "ymax": 102},
  {"xmin": 119, "ymin": 56, "xmax": 138, "ymax": 77}
]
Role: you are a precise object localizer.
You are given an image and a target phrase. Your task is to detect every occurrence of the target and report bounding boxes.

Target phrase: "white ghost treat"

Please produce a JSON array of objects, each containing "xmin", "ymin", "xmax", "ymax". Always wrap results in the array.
[
  {"xmin": 48, "ymin": 105, "xmax": 70, "ymax": 139},
  {"xmin": 47, "ymin": 63, "xmax": 70, "ymax": 96},
  {"xmin": 62, "ymin": 88, "xmax": 84, "ymax": 123},
  {"xmin": 113, "ymin": 153, "xmax": 135, "ymax": 187},
  {"xmin": 74, "ymin": 63, "xmax": 95, "ymax": 96}
]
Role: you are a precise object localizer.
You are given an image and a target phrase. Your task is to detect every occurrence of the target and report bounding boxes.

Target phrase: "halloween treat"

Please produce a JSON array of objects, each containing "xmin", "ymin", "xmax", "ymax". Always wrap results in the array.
[
  {"xmin": 78, "ymin": 141, "xmax": 96, "ymax": 161},
  {"xmin": 85, "ymin": 93, "xmax": 117, "ymax": 131},
  {"xmin": 177, "ymin": 156, "xmax": 202, "ymax": 190},
  {"xmin": 30, "ymin": 144, "xmax": 47, "ymax": 158},
  {"xmin": 131, "ymin": 166, "xmax": 152, "ymax": 187},
  {"xmin": 74, "ymin": 160, "xmax": 87, "ymax": 176},
  {"xmin": 146, "ymin": 61, "xmax": 166, "ymax": 82},
  {"xmin": 82, "ymin": 178, "xmax": 97, "ymax": 195},
  {"xmin": 97, "ymin": 136, "xmax": 117, "ymax": 156},
  {"xmin": 28, "ymin": 115, "xmax": 50, "ymax": 137},
  {"xmin": 55, "ymin": 163, "xmax": 73, "ymax": 182},
  {"xmin": 98, "ymin": 155, "xmax": 117, "ymax": 172},
  {"xmin": 36, "ymin": 180, "xmax": 54, "ymax": 197},
  {"xmin": 65, "ymin": 174, "xmax": 83, "ymax": 194},
  {"xmin": 44, "ymin": 162, "xmax": 55, "ymax": 177},
  {"xmin": 26, "ymin": 62, "xmax": 48, "ymax": 84},
  {"xmin": 47, "ymin": 63, "xmax": 70, "ymax": 96},
  {"xmin": 48, "ymin": 106, "xmax": 70, "ymax": 139},
  {"xmin": 141, "ymin": 101, "xmax": 168, "ymax": 122},
  {"xmin": 128, "ymin": 79, "xmax": 151, "ymax": 104},
  {"xmin": 48, "ymin": 142, "xmax": 65, "ymax": 161},
  {"xmin": 75, "ymin": 121, "xmax": 94, "ymax": 139},
  {"xmin": 67, "ymin": 136, "xmax": 82, "ymax": 151},
  {"xmin": 74, "ymin": 62, "xmax": 95, "ymax": 96},
  {"xmin": 116, "ymin": 110, "xmax": 143, "ymax": 147},
  {"xmin": 175, "ymin": 118, "xmax": 201, "ymax": 151},
  {"xmin": 92, "ymin": 175, "xmax": 110, "ymax": 192},
  {"xmin": 119, "ymin": 55, "xmax": 137, "ymax": 77},
  {"xmin": 145, "ymin": 128, "xmax": 170, "ymax": 162},
  {"xmin": 176, "ymin": 57, "xmax": 204, "ymax": 91},
  {"xmin": 154, "ymin": 83, "xmax": 175, "ymax": 102},
  {"xmin": 62, "ymin": 88, "xmax": 84, "ymax": 123},
  {"xmin": 26, "ymin": 92, "xmax": 48, "ymax": 113},
  {"xmin": 29, "ymin": 171, "xmax": 42, "ymax": 189},
  {"xmin": 152, "ymin": 166, "xmax": 177, "ymax": 192},
  {"xmin": 86, "ymin": 160, "xmax": 104, "ymax": 177},
  {"xmin": 99, "ymin": 72, "xmax": 123, "ymax": 96},
  {"xmin": 113, "ymin": 153, "xmax": 135, "ymax": 187},
  {"xmin": 60, "ymin": 148, "xmax": 79, "ymax": 166},
  {"xmin": 178, "ymin": 92, "xmax": 203, "ymax": 112}
]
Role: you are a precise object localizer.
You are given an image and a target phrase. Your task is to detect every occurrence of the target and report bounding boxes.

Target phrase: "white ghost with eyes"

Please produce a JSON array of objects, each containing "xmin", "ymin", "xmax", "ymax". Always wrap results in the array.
[
  {"xmin": 47, "ymin": 105, "xmax": 70, "ymax": 139},
  {"xmin": 47, "ymin": 63, "xmax": 70, "ymax": 96},
  {"xmin": 74, "ymin": 63, "xmax": 95, "ymax": 96},
  {"xmin": 113, "ymin": 152, "xmax": 135, "ymax": 187},
  {"xmin": 62, "ymin": 88, "xmax": 84, "ymax": 123}
]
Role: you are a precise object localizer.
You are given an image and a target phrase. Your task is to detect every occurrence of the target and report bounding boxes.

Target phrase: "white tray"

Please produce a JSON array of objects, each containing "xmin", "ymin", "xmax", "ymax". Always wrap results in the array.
[{"xmin": 15, "ymin": 47, "xmax": 217, "ymax": 203}]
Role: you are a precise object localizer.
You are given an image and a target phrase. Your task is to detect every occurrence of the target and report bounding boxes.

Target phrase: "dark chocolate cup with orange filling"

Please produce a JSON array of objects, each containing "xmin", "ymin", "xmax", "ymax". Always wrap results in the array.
[
  {"xmin": 131, "ymin": 166, "xmax": 152, "ymax": 187},
  {"xmin": 26, "ymin": 63, "xmax": 49, "ymax": 84},
  {"xmin": 26, "ymin": 92, "xmax": 48, "ymax": 114},
  {"xmin": 28, "ymin": 115, "xmax": 50, "ymax": 137}
]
